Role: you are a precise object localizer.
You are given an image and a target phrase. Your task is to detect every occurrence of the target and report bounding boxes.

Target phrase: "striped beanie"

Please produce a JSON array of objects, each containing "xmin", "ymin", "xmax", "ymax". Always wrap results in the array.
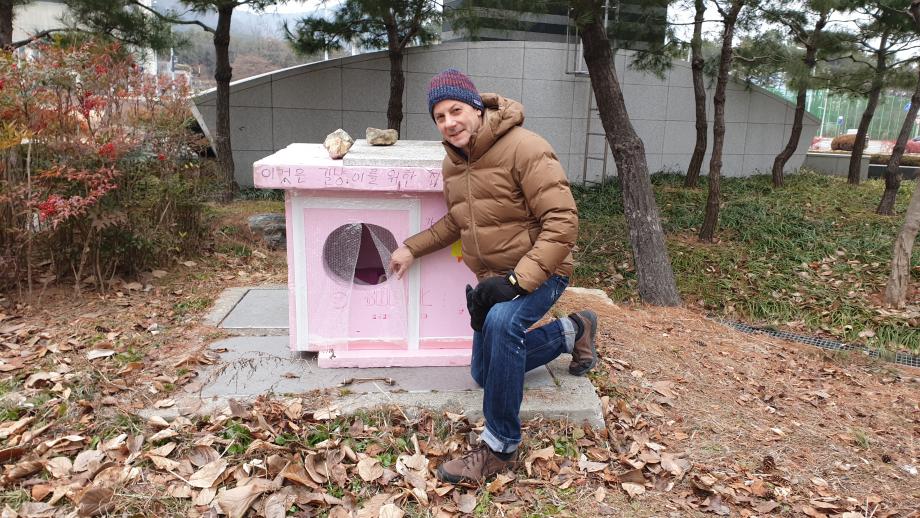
[{"xmin": 427, "ymin": 69, "xmax": 483, "ymax": 119}]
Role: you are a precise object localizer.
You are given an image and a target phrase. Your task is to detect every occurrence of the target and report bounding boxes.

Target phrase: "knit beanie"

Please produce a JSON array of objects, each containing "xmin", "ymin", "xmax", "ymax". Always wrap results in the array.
[{"xmin": 427, "ymin": 68, "xmax": 484, "ymax": 119}]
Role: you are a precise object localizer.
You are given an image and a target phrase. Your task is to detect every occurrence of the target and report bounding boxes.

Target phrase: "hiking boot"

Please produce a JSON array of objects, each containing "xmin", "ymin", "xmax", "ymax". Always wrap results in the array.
[
  {"xmin": 436, "ymin": 446, "xmax": 518, "ymax": 484},
  {"xmin": 568, "ymin": 310, "xmax": 598, "ymax": 376}
]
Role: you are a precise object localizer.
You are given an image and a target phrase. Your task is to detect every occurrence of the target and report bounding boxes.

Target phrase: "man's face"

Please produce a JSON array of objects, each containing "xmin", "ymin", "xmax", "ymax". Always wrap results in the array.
[{"xmin": 433, "ymin": 100, "xmax": 482, "ymax": 150}]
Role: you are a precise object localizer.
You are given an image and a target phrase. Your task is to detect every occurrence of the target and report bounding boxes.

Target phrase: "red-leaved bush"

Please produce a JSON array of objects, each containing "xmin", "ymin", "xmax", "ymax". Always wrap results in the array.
[{"xmin": 0, "ymin": 40, "xmax": 215, "ymax": 295}]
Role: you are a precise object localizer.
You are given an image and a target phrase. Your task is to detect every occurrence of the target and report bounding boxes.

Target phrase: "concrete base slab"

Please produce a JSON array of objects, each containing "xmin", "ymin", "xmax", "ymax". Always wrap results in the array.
[
  {"xmin": 168, "ymin": 334, "xmax": 603, "ymax": 428},
  {"xmin": 217, "ymin": 288, "xmax": 289, "ymax": 330},
  {"xmin": 177, "ymin": 286, "xmax": 605, "ymax": 429}
]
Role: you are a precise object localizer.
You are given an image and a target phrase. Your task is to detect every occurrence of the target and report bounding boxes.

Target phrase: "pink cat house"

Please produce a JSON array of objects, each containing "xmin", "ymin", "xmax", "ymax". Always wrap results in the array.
[{"xmin": 253, "ymin": 140, "xmax": 476, "ymax": 368}]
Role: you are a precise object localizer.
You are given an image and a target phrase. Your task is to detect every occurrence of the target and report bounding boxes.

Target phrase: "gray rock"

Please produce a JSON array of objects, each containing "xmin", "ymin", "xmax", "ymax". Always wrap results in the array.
[
  {"xmin": 248, "ymin": 214, "xmax": 286, "ymax": 250},
  {"xmin": 366, "ymin": 127, "xmax": 398, "ymax": 146},
  {"xmin": 324, "ymin": 128, "xmax": 354, "ymax": 159}
]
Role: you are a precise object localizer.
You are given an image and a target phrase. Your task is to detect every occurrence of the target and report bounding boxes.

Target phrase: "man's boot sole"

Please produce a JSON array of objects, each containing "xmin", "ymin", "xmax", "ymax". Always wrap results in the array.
[
  {"xmin": 436, "ymin": 464, "xmax": 470, "ymax": 484},
  {"xmin": 569, "ymin": 310, "xmax": 598, "ymax": 376}
]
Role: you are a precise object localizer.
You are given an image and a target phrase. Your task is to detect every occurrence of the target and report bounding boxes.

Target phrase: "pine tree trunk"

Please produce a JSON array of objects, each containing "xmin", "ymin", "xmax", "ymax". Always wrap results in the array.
[
  {"xmin": 213, "ymin": 5, "xmax": 237, "ymax": 203},
  {"xmin": 684, "ymin": 0, "xmax": 707, "ymax": 189},
  {"xmin": 884, "ymin": 178, "xmax": 920, "ymax": 307},
  {"xmin": 578, "ymin": 11, "xmax": 681, "ymax": 306},
  {"xmin": 700, "ymin": 0, "xmax": 744, "ymax": 242},
  {"xmin": 847, "ymin": 34, "xmax": 888, "ymax": 185},
  {"xmin": 0, "ymin": 0, "xmax": 12, "ymax": 49},
  {"xmin": 387, "ymin": 49, "xmax": 405, "ymax": 135},
  {"xmin": 877, "ymin": 68, "xmax": 920, "ymax": 215},
  {"xmin": 771, "ymin": 87, "xmax": 806, "ymax": 188},
  {"xmin": 772, "ymin": 12, "xmax": 826, "ymax": 188}
]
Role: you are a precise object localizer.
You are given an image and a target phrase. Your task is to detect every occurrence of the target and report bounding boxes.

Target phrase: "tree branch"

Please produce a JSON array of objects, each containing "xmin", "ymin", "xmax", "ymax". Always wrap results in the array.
[
  {"xmin": 128, "ymin": 0, "xmax": 214, "ymax": 33},
  {"xmin": 10, "ymin": 28, "xmax": 75, "ymax": 48}
]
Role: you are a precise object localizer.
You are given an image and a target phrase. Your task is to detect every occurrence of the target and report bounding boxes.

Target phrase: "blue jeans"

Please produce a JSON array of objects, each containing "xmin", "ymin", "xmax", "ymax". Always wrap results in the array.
[{"xmin": 472, "ymin": 275, "xmax": 575, "ymax": 453}]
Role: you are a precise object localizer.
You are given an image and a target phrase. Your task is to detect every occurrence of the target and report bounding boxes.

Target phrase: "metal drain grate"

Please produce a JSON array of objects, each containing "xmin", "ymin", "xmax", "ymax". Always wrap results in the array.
[{"xmin": 717, "ymin": 319, "xmax": 920, "ymax": 369}]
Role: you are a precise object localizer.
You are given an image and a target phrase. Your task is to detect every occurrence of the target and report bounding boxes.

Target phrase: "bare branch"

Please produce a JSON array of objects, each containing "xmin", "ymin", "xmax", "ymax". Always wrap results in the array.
[
  {"xmin": 128, "ymin": 0, "xmax": 215, "ymax": 33},
  {"xmin": 10, "ymin": 28, "xmax": 76, "ymax": 49}
]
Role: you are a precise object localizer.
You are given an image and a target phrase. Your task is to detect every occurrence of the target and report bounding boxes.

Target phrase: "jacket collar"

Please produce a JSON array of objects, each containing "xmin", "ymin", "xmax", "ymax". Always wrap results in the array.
[{"xmin": 444, "ymin": 93, "xmax": 525, "ymax": 165}]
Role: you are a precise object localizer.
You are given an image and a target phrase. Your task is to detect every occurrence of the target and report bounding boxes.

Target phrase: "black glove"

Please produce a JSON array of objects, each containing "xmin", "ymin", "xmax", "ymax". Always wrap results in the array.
[
  {"xmin": 466, "ymin": 272, "xmax": 529, "ymax": 332},
  {"xmin": 466, "ymin": 284, "xmax": 487, "ymax": 332}
]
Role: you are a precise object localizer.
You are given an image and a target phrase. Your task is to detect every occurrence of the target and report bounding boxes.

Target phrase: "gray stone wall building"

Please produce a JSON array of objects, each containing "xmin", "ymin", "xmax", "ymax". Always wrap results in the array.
[{"xmin": 191, "ymin": 40, "xmax": 819, "ymax": 188}]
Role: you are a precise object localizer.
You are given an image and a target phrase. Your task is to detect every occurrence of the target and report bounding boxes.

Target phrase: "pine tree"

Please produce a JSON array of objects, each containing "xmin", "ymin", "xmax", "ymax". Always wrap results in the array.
[{"xmin": 284, "ymin": 0, "xmax": 440, "ymax": 136}]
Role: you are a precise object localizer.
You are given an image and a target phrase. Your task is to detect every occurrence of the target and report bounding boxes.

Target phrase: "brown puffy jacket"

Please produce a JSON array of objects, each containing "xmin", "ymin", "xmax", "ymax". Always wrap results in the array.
[{"xmin": 403, "ymin": 94, "xmax": 578, "ymax": 292}]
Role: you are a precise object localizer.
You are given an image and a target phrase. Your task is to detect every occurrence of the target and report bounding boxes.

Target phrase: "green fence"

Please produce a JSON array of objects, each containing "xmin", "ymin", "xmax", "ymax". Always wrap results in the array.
[{"xmin": 767, "ymin": 86, "xmax": 918, "ymax": 141}]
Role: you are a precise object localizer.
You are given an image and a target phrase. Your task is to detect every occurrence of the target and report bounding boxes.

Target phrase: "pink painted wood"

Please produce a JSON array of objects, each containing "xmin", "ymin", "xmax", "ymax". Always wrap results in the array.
[{"xmin": 255, "ymin": 142, "xmax": 476, "ymax": 368}]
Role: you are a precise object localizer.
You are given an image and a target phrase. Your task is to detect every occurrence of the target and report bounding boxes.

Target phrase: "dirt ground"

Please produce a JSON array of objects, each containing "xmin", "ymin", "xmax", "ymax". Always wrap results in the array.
[
  {"xmin": 0, "ymin": 234, "xmax": 918, "ymax": 516},
  {"xmin": 553, "ymin": 290, "xmax": 920, "ymax": 517}
]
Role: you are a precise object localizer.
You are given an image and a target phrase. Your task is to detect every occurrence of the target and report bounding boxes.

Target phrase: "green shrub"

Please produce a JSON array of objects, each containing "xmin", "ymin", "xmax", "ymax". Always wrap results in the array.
[{"xmin": 869, "ymin": 154, "xmax": 920, "ymax": 167}]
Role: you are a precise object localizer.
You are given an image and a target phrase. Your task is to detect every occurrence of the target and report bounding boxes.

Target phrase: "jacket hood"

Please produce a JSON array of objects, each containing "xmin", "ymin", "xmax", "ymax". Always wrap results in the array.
[{"xmin": 445, "ymin": 93, "xmax": 525, "ymax": 164}]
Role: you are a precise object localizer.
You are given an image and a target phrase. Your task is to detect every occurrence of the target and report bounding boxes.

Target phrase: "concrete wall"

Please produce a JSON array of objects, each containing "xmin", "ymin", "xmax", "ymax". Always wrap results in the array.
[
  {"xmin": 12, "ymin": 1, "xmax": 67, "ymax": 42},
  {"xmin": 803, "ymin": 152, "xmax": 869, "ymax": 182},
  {"xmin": 191, "ymin": 40, "xmax": 820, "ymax": 187}
]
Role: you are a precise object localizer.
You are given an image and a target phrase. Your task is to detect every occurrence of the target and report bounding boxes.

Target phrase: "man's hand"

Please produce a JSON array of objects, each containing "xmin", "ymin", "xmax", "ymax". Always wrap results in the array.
[
  {"xmin": 466, "ymin": 272, "xmax": 528, "ymax": 332},
  {"xmin": 388, "ymin": 246, "xmax": 415, "ymax": 280},
  {"xmin": 466, "ymin": 285, "xmax": 487, "ymax": 332}
]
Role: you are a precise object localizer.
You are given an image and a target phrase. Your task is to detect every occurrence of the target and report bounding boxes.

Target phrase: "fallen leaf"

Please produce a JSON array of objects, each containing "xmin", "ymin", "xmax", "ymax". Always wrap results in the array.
[
  {"xmin": 754, "ymin": 500, "xmax": 781, "ymax": 514},
  {"xmin": 263, "ymin": 489, "xmax": 297, "ymax": 518},
  {"xmin": 651, "ymin": 380, "xmax": 677, "ymax": 399},
  {"xmin": 44, "ymin": 457, "xmax": 72, "ymax": 478},
  {"xmin": 216, "ymin": 482, "xmax": 268, "ymax": 518},
  {"xmin": 152, "ymin": 270, "xmax": 168, "ymax": 278},
  {"xmin": 86, "ymin": 349, "xmax": 116, "ymax": 360},
  {"xmin": 357, "ymin": 457, "xmax": 383, "ymax": 482},
  {"xmin": 486, "ymin": 473, "xmax": 513, "ymax": 493},
  {"xmin": 0, "ymin": 416, "xmax": 34, "ymax": 439},
  {"xmin": 31, "ymin": 484, "xmax": 53, "ymax": 502},
  {"xmin": 379, "ymin": 503, "xmax": 405, "ymax": 518},
  {"xmin": 621, "ymin": 482, "xmax": 645, "ymax": 498},
  {"xmin": 194, "ymin": 487, "xmax": 217, "ymax": 506},
  {"xmin": 154, "ymin": 399, "xmax": 175, "ymax": 409},
  {"xmin": 356, "ymin": 494, "xmax": 393, "ymax": 518},
  {"xmin": 149, "ymin": 428, "xmax": 178, "ymax": 442},
  {"xmin": 660, "ymin": 453, "xmax": 690, "ymax": 478},
  {"xmin": 578, "ymin": 458, "xmax": 608, "ymax": 473},
  {"xmin": 18, "ymin": 502, "xmax": 55, "ymax": 517},
  {"xmin": 0, "ymin": 447, "xmax": 23, "ymax": 466},
  {"xmin": 458, "ymin": 493, "xmax": 477, "ymax": 514},
  {"xmin": 524, "ymin": 446, "xmax": 555, "ymax": 475},
  {"xmin": 147, "ymin": 455, "xmax": 180, "ymax": 471},
  {"xmin": 77, "ymin": 487, "xmax": 114, "ymax": 517},
  {"xmin": 72, "ymin": 450, "xmax": 106, "ymax": 473},
  {"xmin": 4, "ymin": 459, "xmax": 43, "ymax": 481},
  {"xmin": 313, "ymin": 406, "xmax": 340, "ymax": 420},
  {"xmin": 148, "ymin": 442, "xmax": 176, "ymax": 458},
  {"xmin": 188, "ymin": 458, "xmax": 227, "ymax": 488},
  {"xmin": 801, "ymin": 506, "xmax": 828, "ymax": 518},
  {"xmin": 704, "ymin": 495, "xmax": 731, "ymax": 516},
  {"xmin": 619, "ymin": 468, "xmax": 646, "ymax": 485},
  {"xmin": 187, "ymin": 445, "xmax": 220, "ymax": 467},
  {"xmin": 594, "ymin": 486, "xmax": 606, "ymax": 502}
]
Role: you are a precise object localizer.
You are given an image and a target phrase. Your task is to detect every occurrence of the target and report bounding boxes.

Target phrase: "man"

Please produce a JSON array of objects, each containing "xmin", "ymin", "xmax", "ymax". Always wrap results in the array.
[{"xmin": 388, "ymin": 69, "xmax": 598, "ymax": 484}]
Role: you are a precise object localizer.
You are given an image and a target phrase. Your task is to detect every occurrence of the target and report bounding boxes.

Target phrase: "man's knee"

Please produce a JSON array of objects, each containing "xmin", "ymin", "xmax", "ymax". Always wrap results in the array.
[{"xmin": 483, "ymin": 302, "xmax": 519, "ymax": 334}]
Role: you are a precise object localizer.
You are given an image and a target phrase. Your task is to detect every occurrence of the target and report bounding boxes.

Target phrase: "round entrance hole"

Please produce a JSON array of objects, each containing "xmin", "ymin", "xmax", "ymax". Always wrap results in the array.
[{"xmin": 322, "ymin": 223, "xmax": 398, "ymax": 286}]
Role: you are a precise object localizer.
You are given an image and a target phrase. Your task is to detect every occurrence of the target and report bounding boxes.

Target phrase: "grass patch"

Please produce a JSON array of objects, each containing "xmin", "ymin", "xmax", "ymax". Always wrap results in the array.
[
  {"xmin": 173, "ymin": 296, "xmax": 212, "ymax": 316},
  {"xmin": 0, "ymin": 489, "xmax": 30, "ymax": 510},
  {"xmin": 221, "ymin": 419, "xmax": 254, "ymax": 455},
  {"xmin": 573, "ymin": 171, "xmax": 920, "ymax": 352}
]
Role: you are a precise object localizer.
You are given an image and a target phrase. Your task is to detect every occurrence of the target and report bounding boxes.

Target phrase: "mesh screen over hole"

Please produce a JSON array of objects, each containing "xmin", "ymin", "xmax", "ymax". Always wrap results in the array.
[{"xmin": 322, "ymin": 223, "xmax": 398, "ymax": 286}]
